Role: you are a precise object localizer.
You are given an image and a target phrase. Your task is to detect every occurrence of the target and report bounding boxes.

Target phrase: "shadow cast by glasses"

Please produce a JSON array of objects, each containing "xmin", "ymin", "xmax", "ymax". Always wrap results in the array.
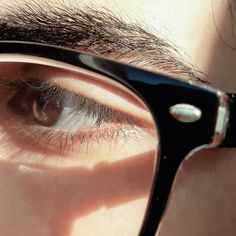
[{"xmin": 0, "ymin": 149, "xmax": 156, "ymax": 236}]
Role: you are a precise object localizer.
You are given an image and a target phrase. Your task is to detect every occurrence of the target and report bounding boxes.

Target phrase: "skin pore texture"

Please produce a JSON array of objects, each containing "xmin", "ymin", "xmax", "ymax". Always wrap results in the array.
[{"xmin": 0, "ymin": 0, "xmax": 235, "ymax": 236}]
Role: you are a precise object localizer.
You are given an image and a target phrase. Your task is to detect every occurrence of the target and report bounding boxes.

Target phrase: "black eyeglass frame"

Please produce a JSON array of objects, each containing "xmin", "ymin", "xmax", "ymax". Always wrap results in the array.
[{"xmin": 0, "ymin": 41, "xmax": 235, "ymax": 236}]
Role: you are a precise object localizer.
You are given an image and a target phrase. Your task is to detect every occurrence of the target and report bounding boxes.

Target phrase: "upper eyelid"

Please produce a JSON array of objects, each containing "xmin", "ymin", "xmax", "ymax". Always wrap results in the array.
[
  {"xmin": 25, "ymin": 79, "xmax": 136, "ymax": 126},
  {"xmin": 0, "ymin": 60, "xmax": 154, "ymax": 127},
  {"xmin": 18, "ymin": 63, "xmax": 155, "ymax": 127},
  {"xmin": 20, "ymin": 63, "xmax": 147, "ymax": 110}
]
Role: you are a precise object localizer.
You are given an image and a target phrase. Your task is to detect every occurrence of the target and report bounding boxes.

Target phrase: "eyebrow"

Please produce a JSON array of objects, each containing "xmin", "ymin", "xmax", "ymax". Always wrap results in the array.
[{"xmin": 0, "ymin": 1, "xmax": 207, "ymax": 83}]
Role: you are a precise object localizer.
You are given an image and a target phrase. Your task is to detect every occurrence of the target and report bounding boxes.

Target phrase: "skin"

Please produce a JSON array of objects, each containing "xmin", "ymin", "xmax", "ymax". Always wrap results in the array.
[{"xmin": 0, "ymin": 0, "xmax": 236, "ymax": 235}]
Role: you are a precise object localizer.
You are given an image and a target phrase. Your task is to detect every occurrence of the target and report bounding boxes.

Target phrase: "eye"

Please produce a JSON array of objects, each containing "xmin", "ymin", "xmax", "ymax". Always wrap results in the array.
[
  {"xmin": 8, "ymin": 80, "xmax": 64, "ymax": 127},
  {"xmin": 6, "ymin": 78, "xmax": 136, "ymax": 151},
  {"xmin": 0, "ymin": 61, "xmax": 157, "ymax": 167}
]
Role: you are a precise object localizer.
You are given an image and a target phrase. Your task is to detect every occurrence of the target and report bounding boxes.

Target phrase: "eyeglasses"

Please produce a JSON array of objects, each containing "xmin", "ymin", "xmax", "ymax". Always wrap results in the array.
[{"xmin": 0, "ymin": 41, "xmax": 234, "ymax": 236}]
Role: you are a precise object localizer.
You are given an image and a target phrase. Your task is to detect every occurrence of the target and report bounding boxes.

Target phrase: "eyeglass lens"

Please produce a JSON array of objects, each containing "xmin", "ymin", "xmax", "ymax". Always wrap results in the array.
[{"xmin": 0, "ymin": 57, "xmax": 159, "ymax": 236}]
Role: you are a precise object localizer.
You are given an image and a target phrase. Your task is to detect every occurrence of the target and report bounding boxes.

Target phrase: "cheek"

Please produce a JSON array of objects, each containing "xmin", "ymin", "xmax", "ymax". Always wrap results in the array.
[
  {"xmin": 157, "ymin": 148, "xmax": 236, "ymax": 236},
  {"xmin": 0, "ymin": 168, "xmax": 62, "ymax": 235},
  {"xmin": 0, "ymin": 152, "xmax": 155, "ymax": 236},
  {"xmin": 71, "ymin": 199, "xmax": 148, "ymax": 236}
]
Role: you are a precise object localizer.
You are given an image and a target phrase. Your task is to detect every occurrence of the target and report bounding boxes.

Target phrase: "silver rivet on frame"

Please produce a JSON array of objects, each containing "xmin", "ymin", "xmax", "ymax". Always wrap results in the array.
[{"xmin": 169, "ymin": 103, "xmax": 202, "ymax": 123}]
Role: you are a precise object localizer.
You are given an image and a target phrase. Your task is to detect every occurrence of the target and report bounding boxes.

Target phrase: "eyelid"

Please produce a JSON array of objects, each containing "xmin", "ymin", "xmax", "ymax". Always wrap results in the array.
[
  {"xmin": 21, "ymin": 65, "xmax": 154, "ymax": 127},
  {"xmin": 0, "ymin": 55, "xmax": 154, "ymax": 127},
  {"xmin": 52, "ymin": 77, "xmax": 153, "ymax": 126}
]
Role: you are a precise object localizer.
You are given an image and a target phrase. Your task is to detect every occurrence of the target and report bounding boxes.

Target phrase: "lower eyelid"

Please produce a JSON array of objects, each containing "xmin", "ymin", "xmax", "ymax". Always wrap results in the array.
[{"xmin": 3, "ymin": 122, "xmax": 142, "ymax": 157}]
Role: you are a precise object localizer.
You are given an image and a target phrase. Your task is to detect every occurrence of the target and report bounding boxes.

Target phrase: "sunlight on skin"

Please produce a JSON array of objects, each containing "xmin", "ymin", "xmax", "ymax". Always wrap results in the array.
[
  {"xmin": 0, "ymin": 150, "xmax": 156, "ymax": 236},
  {"xmin": 71, "ymin": 199, "xmax": 148, "ymax": 236},
  {"xmin": 0, "ymin": 0, "xmax": 236, "ymax": 236}
]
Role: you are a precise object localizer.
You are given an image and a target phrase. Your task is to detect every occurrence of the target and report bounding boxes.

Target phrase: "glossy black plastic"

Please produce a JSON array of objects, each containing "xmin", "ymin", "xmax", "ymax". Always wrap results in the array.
[
  {"xmin": 0, "ymin": 41, "xmax": 225, "ymax": 235},
  {"xmin": 220, "ymin": 94, "xmax": 236, "ymax": 147}
]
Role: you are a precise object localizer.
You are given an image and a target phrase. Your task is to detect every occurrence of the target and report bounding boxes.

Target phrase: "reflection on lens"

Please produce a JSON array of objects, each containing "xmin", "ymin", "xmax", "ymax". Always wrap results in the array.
[{"xmin": 0, "ymin": 56, "xmax": 159, "ymax": 236}]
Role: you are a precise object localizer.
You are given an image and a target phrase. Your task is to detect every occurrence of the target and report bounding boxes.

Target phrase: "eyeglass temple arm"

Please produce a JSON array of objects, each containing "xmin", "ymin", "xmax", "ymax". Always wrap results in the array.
[{"xmin": 220, "ymin": 93, "xmax": 236, "ymax": 147}]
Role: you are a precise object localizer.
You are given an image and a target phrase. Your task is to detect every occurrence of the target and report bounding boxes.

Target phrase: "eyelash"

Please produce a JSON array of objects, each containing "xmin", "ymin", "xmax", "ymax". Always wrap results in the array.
[{"xmin": 1, "ymin": 78, "xmax": 138, "ymax": 156}]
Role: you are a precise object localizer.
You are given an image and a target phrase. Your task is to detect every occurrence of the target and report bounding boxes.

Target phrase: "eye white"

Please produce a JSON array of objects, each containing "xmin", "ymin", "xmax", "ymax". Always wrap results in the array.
[{"xmin": 51, "ymin": 107, "xmax": 97, "ymax": 131}]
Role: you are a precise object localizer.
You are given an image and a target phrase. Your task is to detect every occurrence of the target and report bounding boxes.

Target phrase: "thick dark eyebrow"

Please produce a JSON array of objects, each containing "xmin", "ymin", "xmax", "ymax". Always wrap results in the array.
[{"xmin": 0, "ymin": 1, "xmax": 207, "ymax": 83}]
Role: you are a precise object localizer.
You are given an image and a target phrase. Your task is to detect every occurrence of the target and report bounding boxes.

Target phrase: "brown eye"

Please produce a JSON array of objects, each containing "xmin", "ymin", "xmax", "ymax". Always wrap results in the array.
[
  {"xmin": 8, "ymin": 85, "xmax": 63, "ymax": 127},
  {"xmin": 32, "ymin": 97, "xmax": 62, "ymax": 126}
]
